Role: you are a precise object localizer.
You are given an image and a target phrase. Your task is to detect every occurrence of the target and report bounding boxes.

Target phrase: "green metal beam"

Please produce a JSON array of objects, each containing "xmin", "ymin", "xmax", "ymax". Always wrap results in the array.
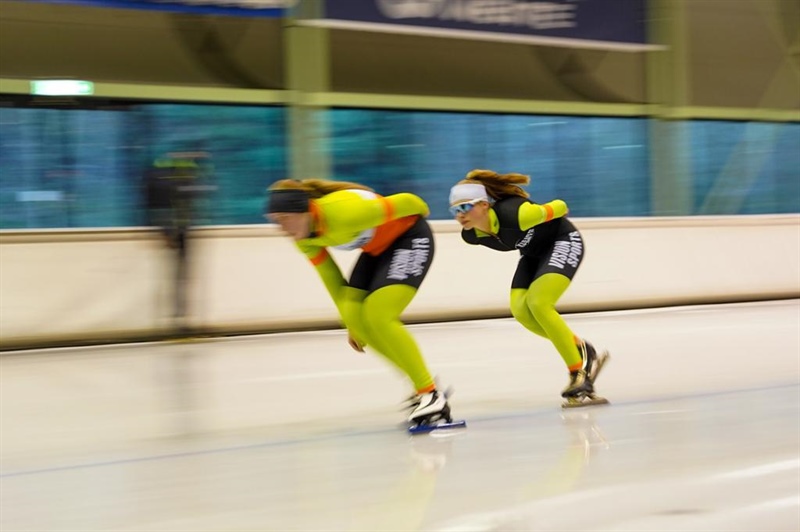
[
  {"xmin": 284, "ymin": 0, "xmax": 332, "ymax": 180},
  {"xmin": 308, "ymin": 92, "xmax": 652, "ymax": 117},
  {"xmin": 2, "ymin": 77, "xmax": 797, "ymax": 122},
  {"xmin": 667, "ymin": 107, "xmax": 800, "ymax": 122},
  {"xmin": 647, "ymin": 0, "xmax": 693, "ymax": 216}
]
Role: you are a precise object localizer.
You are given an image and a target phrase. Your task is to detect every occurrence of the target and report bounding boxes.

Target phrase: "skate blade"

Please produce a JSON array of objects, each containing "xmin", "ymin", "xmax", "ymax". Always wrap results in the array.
[
  {"xmin": 408, "ymin": 420, "xmax": 467, "ymax": 435},
  {"xmin": 562, "ymin": 396, "xmax": 610, "ymax": 409}
]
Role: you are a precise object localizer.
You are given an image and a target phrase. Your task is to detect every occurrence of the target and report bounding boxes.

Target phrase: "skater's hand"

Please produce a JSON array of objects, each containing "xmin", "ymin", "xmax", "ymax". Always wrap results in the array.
[{"xmin": 347, "ymin": 333, "xmax": 365, "ymax": 353}]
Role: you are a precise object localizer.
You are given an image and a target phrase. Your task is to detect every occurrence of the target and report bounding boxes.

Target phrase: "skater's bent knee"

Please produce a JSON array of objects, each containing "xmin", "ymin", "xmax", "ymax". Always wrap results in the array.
[
  {"xmin": 526, "ymin": 296, "xmax": 555, "ymax": 319},
  {"xmin": 340, "ymin": 301, "xmax": 364, "ymax": 327},
  {"xmin": 509, "ymin": 290, "xmax": 529, "ymax": 320}
]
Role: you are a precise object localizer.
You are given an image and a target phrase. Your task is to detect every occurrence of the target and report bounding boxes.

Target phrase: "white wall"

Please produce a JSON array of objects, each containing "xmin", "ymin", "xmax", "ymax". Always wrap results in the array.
[{"xmin": 1, "ymin": 215, "xmax": 798, "ymax": 348}]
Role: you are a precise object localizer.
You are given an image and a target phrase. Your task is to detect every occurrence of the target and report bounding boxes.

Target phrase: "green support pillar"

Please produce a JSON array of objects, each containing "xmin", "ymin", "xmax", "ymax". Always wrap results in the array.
[
  {"xmin": 284, "ymin": 0, "xmax": 331, "ymax": 181},
  {"xmin": 647, "ymin": 0, "xmax": 693, "ymax": 215}
]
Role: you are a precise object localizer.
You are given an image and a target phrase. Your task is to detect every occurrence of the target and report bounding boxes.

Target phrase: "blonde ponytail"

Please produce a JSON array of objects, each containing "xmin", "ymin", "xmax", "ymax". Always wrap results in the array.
[{"xmin": 461, "ymin": 169, "xmax": 530, "ymax": 200}]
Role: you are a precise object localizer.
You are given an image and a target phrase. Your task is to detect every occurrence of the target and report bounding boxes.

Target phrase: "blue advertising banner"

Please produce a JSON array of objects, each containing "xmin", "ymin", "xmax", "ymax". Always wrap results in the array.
[
  {"xmin": 306, "ymin": 0, "xmax": 658, "ymax": 51},
  {"xmin": 26, "ymin": 0, "xmax": 291, "ymax": 17}
]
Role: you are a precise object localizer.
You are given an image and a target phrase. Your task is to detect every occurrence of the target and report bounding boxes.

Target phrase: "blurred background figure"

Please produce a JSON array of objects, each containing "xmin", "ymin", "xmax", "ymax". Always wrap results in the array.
[{"xmin": 144, "ymin": 150, "xmax": 213, "ymax": 334}]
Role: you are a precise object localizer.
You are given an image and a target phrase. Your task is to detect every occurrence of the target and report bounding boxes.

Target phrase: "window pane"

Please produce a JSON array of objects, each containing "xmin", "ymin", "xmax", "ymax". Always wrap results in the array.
[
  {"xmin": 691, "ymin": 120, "xmax": 800, "ymax": 214},
  {"xmin": 143, "ymin": 104, "xmax": 288, "ymax": 225},
  {"xmin": 2, "ymin": 102, "xmax": 796, "ymax": 229},
  {"xmin": 0, "ymin": 103, "xmax": 288, "ymax": 228},
  {"xmin": 0, "ymin": 108, "xmax": 137, "ymax": 228},
  {"xmin": 329, "ymin": 109, "xmax": 650, "ymax": 219}
]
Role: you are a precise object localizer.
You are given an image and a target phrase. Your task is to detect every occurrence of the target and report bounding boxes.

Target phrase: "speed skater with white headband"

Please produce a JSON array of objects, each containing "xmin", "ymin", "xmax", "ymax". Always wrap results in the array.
[
  {"xmin": 266, "ymin": 178, "xmax": 462, "ymax": 430},
  {"xmin": 449, "ymin": 169, "xmax": 609, "ymax": 407}
]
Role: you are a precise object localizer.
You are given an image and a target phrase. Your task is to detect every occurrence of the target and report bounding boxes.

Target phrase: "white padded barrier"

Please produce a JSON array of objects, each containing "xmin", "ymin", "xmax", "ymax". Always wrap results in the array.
[{"xmin": 1, "ymin": 215, "xmax": 798, "ymax": 347}]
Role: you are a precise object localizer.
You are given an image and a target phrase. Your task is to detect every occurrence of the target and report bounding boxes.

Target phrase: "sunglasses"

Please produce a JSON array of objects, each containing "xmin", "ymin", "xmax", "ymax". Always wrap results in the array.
[{"xmin": 449, "ymin": 200, "xmax": 482, "ymax": 217}]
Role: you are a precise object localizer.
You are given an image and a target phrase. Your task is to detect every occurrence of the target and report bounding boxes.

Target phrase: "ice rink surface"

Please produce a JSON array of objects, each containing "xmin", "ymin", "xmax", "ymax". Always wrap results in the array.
[{"xmin": 2, "ymin": 300, "xmax": 799, "ymax": 531}]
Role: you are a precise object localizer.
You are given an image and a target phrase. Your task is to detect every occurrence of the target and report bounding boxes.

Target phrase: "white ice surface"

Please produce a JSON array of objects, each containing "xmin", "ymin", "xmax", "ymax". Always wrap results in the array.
[{"xmin": 1, "ymin": 300, "xmax": 799, "ymax": 531}]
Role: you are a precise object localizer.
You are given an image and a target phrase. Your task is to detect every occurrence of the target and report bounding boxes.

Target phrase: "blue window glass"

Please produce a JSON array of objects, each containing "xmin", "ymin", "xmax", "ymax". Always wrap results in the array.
[
  {"xmin": 144, "ymin": 104, "xmax": 287, "ymax": 225},
  {"xmin": 2, "ymin": 102, "xmax": 796, "ymax": 229},
  {"xmin": 329, "ymin": 109, "xmax": 651, "ymax": 219},
  {"xmin": 0, "ymin": 108, "xmax": 137, "ymax": 228},
  {"xmin": 691, "ymin": 120, "xmax": 800, "ymax": 214},
  {"xmin": 0, "ymin": 104, "xmax": 287, "ymax": 228}
]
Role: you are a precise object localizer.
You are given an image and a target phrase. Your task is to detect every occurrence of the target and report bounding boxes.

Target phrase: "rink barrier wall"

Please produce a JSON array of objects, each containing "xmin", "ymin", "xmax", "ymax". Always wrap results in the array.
[{"xmin": 1, "ymin": 215, "xmax": 798, "ymax": 349}]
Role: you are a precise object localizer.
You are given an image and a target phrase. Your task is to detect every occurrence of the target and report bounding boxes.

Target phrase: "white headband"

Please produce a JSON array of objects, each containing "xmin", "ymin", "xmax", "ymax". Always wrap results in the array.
[{"xmin": 449, "ymin": 183, "xmax": 490, "ymax": 206}]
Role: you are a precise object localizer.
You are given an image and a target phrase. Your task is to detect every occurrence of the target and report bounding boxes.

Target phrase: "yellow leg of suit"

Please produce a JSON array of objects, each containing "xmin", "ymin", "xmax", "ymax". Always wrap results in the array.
[
  {"xmin": 340, "ymin": 284, "xmax": 435, "ymax": 392},
  {"xmin": 510, "ymin": 273, "xmax": 582, "ymax": 369}
]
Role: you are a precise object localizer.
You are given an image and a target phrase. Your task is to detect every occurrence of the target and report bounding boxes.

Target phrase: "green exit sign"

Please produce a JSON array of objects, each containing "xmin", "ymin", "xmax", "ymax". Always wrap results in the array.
[{"xmin": 30, "ymin": 80, "xmax": 95, "ymax": 96}]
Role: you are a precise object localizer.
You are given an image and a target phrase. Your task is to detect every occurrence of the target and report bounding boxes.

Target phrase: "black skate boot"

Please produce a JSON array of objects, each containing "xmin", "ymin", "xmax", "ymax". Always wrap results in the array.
[
  {"xmin": 561, "ymin": 368, "xmax": 594, "ymax": 399},
  {"xmin": 561, "ymin": 370, "xmax": 609, "ymax": 408},
  {"xmin": 561, "ymin": 340, "xmax": 610, "ymax": 408},
  {"xmin": 562, "ymin": 340, "xmax": 596, "ymax": 399},
  {"xmin": 577, "ymin": 339, "xmax": 610, "ymax": 382}
]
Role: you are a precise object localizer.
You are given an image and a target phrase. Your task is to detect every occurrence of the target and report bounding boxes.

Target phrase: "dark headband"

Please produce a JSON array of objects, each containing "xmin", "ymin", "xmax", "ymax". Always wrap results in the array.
[{"xmin": 266, "ymin": 189, "xmax": 310, "ymax": 214}]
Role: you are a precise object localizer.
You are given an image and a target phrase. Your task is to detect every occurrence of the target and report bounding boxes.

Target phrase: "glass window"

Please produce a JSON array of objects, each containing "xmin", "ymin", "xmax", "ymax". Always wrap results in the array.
[
  {"xmin": 143, "ymin": 104, "xmax": 287, "ymax": 225},
  {"xmin": 0, "ymin": 107, "xmax": 136, "ymax": 228},
  {"xmin": 0, "ymin": 102, "xmax": 287, "ymax": 228},
  {"xmin": 2, "ymin": 101, "xmax": 797, "ymax": 230},
  {"xmin": 329, "ymin": 109, "xmax": 651, "ymax": 219},
  {"xmin": 690, "ymin": 120, "xmax": 800, "ymax": 215}
]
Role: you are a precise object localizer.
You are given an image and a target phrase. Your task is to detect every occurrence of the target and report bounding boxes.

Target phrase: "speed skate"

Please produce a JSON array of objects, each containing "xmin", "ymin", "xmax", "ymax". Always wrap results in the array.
[
  {"xmin": 407, "ymin": 388, "xmax": 466, "ymax": 435},
  {"xmin": 408, "ymin": 418, "xmax": 467, "ymax": 435},
  {"xmin": 408, "ymin": 399, "xmax": 467, "ymax": 435},
  {"xmin": 562, "ymin": 349, "xmax": 611, "ymax": 409}
]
